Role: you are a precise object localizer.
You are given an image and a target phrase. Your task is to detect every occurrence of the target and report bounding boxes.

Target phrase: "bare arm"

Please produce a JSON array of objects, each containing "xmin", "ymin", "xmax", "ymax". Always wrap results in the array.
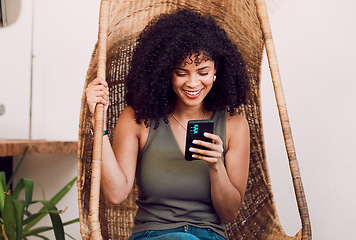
[
  {"xmin": 189, "ymin": 113, "xmax": 250, "ymax": 223},
  {"xmin": 100, "ymin": 107, "xmax": 141, "ymax": 204}
]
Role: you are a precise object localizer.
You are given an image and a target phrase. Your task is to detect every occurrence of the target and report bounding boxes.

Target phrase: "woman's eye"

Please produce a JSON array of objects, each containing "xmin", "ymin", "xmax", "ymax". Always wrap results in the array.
[
  {"xmin": 176, "ymin": 72, "xmax": 187, "ymax": 77},
  {"xmin": 199, "ymin": 72, "xmax": 209, "ymax": 76}
]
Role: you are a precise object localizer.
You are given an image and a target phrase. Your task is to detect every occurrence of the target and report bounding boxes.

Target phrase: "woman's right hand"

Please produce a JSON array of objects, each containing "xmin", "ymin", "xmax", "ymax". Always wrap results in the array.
[{"xmin": 85, "ymin": 77, "xmax": 109, "ymax": 115}]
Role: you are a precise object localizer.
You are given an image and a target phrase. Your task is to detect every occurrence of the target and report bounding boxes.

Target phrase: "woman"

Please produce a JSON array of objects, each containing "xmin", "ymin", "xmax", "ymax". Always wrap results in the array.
[{"xmin": 86, "ymin": 9, "xmax": 250, "ymax": 240}]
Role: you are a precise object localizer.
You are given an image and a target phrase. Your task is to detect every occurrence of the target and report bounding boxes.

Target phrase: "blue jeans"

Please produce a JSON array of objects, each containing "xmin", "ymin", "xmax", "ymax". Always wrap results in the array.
[{"xmin": 129, "ymin": 225, "xmax": 225, "ymax": 240}]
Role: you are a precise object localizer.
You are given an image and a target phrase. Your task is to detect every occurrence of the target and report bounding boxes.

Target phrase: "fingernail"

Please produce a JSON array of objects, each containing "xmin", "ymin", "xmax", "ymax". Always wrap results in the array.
[{"xmin": 192, "ymin": 140, "xmax": 197, "ymax": 144}]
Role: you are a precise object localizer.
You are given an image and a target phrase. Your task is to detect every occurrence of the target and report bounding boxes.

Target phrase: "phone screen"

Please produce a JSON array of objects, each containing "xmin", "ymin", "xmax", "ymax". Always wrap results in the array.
[{"xmin": 185, "ymin": 120, "xmax": 214, "ymax": 161}]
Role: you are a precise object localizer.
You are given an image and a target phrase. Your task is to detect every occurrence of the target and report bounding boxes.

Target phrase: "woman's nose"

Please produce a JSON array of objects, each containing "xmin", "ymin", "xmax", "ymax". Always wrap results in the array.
[{"xmin": 186, "ymin": 75, "xmax": 200, "ymax": 88}]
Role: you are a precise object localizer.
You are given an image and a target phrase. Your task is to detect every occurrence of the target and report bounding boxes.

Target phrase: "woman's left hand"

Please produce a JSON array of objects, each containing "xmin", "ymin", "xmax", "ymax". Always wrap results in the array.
[{"xmin": 189, "ymin": 132, "xmax": 224, "ymax": 165}]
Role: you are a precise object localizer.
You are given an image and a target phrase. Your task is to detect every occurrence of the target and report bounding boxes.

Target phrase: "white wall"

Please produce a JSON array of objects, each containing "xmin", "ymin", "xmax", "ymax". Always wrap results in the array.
[
  {"xmin": 1, "ymin": 0, "xmax": 356, "ymax": 239},
  {"xmin": 30, "ymin": 0, "xmax": 101, "ymax": 141},
  {"xmin": 262, "ymin": 0, "xmax": 356, "ymax": 239},
  {"xmin": 0, "ymin": 0, "xmax": 32, "ymax": 139},
  {"xmin": 0, "ymin": 0, "xmax": 100, "ymax": 140},
  {"xmin": 1, "ymin": 0, "xmax": 100, "ymax": 239}
]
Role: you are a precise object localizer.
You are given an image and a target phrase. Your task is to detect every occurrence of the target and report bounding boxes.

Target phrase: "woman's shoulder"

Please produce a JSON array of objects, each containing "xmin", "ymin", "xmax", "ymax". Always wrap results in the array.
[
  {"xmin": 225, "ymin": 110, "xmax": 250, "ymax": 153},
  {"xmin": 115, "ymin": 106, "xmax": 150, "ymax": 151},
  {"xmin": 117, "ymin": 106, "xmax": 136, "ymax": 123},
  {"xmin": 120, "ymin": 105, "xmax": 135, "ymax": 117},
  {"xmin": 116, "ymin": 106, "xmax": 148, "ymax": 131},
  {"xmin": 225, "ymin": 110, "xmax": 249, "ymax": 134}
]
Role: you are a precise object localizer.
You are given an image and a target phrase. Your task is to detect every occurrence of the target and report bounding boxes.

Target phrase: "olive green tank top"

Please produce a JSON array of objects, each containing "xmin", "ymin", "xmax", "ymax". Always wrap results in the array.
[{"xmin": 133, "ymin": 110, "xmax": 227, "ymax": 236}]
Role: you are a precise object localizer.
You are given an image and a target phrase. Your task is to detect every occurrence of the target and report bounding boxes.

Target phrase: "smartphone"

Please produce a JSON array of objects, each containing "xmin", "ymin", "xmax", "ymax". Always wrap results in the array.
[{"xmin": 185, "ymin": 120, "xmax": 214, "ymax": 161}]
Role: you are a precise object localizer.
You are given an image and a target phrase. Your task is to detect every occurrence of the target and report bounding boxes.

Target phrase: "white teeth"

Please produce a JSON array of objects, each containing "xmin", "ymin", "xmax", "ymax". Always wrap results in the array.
[{"xmin": 184, "ymin": 89, "xmax": 201, "ymax": 95}]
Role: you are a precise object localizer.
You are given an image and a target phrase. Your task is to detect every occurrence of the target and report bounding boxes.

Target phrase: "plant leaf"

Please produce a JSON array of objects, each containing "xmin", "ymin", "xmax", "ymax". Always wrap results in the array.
[
  {"xmin": 24, "ymin": 209, "xmax": 32, "ymax": 217},
  {"xmin": 0, "ymin": 172, "xmax": 6, "ymax": 214},
  {"xmin": 37, "ymin": 200, "xmax": 64, "ymax": 240},
  {"xmin": 62, "ymin": 218, "xmax": 79, "ymax": 226},
  {"xmin": 23, "ymin": 218, "xmax": 79, "ymax": 236},
  {"xmin": 23, "ymin": 212, "xmax": 47, "ymax": 225},
  {"xmin": 6, "ymin": 147, "xmax": 29, "ymax": 189},
  {"xmin": 23, "ymin": 176, "xmax": 76, "ymax": 231},
  {"xmin": 49, "ymin": 176, "xmax": 77, "ymax": 205},
  {"xmin": 23, "ymin": 226, "xmax": 53, "ymax": 236},
  {"xmin": 39, "ymin": 184, "xmax": 46, "ymax": 200},
  {"xmin": 65, "ymin": 232, "xmax": 77, "ymax": 240},
  {"xmin": 32, "ymin": 235, "xmax": 50, "ymax": 240},
  {"xmin": 3, "ymin": 193, "xmax": 16, "ymax": 240},
  {"xmin": 23, "ymin": 209, "xmax": 64, "ymax": 226},
  {"xmin": 13, "ymin": 200, "xmax": 25, "ymax": 240},
  {"xmin": 12, "ymin": 178, "xmax": 34, "ymax": 209}
]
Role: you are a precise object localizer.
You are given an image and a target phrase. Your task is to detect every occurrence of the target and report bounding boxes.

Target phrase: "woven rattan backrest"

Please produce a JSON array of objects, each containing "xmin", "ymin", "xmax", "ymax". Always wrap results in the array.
[{"xmin": 78, "ymin": 0, "xmax": 306, "ymax": 239}]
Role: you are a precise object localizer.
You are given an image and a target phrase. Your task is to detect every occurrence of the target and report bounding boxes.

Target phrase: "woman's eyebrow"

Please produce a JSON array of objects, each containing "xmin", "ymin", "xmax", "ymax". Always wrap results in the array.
[
  {"xmin": 197, "ymin": 66, "xmax": 211, "ymax": 71},
  {"xmin": 175, "ymin": 67, "xmax": 188, "ymax": 71},
  {"xmin": 175, "ymin": 66, "xmax": 211, "ymax": 71}
]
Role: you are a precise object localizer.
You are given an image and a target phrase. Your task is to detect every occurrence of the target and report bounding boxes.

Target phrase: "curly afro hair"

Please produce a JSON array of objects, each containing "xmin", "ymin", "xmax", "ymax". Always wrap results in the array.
[{"xmin": 125, "ymin": 9, "xmax": 249, "ymax": 126}]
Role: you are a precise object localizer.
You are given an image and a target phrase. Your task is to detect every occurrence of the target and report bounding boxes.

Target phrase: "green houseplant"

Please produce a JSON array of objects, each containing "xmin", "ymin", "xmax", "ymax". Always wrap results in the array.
[{"xmin": 0, "ymin": 148, "xmax": 79, "ymax": 240}]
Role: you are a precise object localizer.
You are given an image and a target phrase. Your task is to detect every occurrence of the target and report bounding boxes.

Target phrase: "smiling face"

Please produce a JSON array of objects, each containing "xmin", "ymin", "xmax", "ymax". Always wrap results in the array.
[{"xmin": 171, "ymin": 53, "xmax": 216, "ymax": 109}]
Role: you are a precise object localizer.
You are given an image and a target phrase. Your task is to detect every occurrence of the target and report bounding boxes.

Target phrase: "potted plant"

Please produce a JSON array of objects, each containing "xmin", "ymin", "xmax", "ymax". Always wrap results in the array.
[{"xmin": 0, "ymin": 148, "xmax": 79, "ymax": 240}]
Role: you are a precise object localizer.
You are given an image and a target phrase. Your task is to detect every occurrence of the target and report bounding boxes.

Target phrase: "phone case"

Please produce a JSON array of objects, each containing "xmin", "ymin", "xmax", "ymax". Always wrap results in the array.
[{"xmin": 185, "ymin": 120, "xmax": 214, "ymax": 160}]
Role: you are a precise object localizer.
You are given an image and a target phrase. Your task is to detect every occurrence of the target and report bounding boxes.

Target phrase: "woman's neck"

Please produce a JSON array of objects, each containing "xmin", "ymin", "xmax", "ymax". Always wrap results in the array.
[{"xmin": 172, "ymin": 103, "xmax": 206, "ymax": 121}]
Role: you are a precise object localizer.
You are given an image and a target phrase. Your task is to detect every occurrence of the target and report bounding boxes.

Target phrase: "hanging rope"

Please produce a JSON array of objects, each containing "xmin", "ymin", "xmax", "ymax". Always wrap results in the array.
[
  {"xmin": 255, "ymin": 0, "xmax": 312, "ymax": 238},
  {"xmin": 89, "ymin": 0, "xmax": 111, "ymax": 239}
]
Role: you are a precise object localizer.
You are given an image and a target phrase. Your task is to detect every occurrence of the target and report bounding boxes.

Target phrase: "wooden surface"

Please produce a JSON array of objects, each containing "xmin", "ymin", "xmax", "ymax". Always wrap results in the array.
[{"xmin": 0, "ymin": 139, "xmax": 78, "ymax": 157}]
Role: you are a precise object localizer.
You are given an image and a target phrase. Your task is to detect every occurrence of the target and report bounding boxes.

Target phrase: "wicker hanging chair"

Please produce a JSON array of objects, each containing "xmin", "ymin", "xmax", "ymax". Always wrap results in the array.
[{"xmin": 77, "ymin": 0, "xmax": 312, "ymax": 239}]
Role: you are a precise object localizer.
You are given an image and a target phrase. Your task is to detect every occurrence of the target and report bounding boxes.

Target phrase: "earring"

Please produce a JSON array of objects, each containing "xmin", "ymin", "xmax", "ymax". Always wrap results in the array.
[{"xmin": 213, "ymin": 75, "xmax": 216, "ymax": 82}]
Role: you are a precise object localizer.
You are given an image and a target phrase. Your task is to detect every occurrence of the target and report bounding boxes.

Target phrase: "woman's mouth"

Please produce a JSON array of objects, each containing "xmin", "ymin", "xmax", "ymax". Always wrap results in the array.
[{"xmin": 182, "ymin": 89, "xmax": 203, "ymax": 98}]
